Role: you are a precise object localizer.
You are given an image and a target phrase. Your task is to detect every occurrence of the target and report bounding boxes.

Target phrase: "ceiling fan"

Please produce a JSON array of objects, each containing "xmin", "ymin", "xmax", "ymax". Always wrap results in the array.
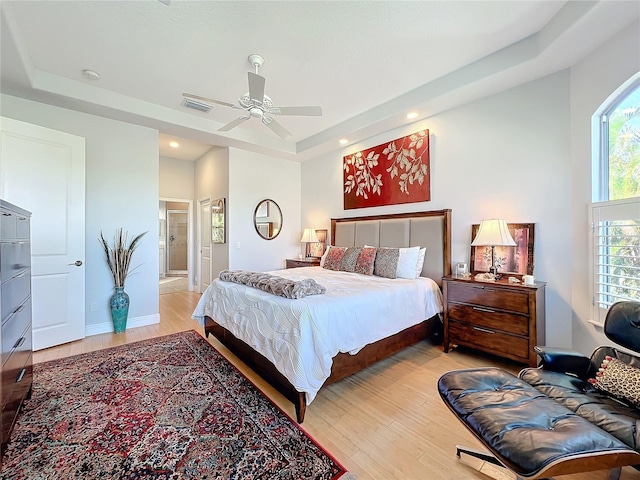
[{"xmin": 182, "ymin": 54, "xmax": 322, "ymax": 139}]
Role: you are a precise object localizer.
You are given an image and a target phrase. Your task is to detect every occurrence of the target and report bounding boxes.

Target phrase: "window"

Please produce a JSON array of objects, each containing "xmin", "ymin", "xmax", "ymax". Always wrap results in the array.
[{"xmin": 590, "ymin": 76, "xmax": 640, "ymax": 323}]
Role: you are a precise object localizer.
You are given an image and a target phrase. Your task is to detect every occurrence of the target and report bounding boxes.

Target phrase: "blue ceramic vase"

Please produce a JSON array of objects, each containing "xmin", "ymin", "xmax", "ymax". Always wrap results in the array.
[{"xmin": 110, "ymin": 287, "xmax": 129, "ymax": 333}]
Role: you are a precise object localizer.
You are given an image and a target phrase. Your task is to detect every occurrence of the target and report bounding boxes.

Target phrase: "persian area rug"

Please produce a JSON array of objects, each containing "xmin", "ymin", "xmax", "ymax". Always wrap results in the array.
[{"xmin": 2, "ymin": 330, "xmax": 352, "ymax": 480}]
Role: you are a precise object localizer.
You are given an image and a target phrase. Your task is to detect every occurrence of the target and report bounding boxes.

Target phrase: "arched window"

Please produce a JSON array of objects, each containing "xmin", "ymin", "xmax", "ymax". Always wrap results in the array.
[{"xmin": 590, "ymin": 74, "xmax": 640, "ymax": 323}]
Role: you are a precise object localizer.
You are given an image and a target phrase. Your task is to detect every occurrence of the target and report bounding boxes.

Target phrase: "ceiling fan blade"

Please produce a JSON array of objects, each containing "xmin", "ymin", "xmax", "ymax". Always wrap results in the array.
[
  {"xmin": 182, "ymin": 93, "xmax": 236, "ymax": 108},
  {"xmin": 272, "ymin": 106, "xmax": 323, "ymax": 116},
  {"xmin": 247, "ymin": 72, "xmax": 265, "ymax": 105},
  {"xmin": 219, "ymin": 116, "xmax": 250, "ymax": 132},
  {"xmin": 262, "ymin": 116, "xmax": 292, "ymax": 139}
]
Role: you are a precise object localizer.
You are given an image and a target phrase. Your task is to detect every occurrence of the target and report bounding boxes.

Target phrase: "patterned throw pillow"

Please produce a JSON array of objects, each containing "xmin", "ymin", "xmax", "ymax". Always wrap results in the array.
[
  {"xmin": 588, "ymin": 356, "xmax": 640, "ymax": 406},
  {"xmin": 374, "ymin": 247, "xmax": 400, "ymax": 278},
  {"xmin": 340, "ymin": 247, "xmax": 363, "ymax": 272},
  {"xmin": 323, "ymin": 246, "xmax": 347, "ymax": 271},
  {"xmin": 354, "ymin": 246, "xmax": 377, "ymax": 276}
]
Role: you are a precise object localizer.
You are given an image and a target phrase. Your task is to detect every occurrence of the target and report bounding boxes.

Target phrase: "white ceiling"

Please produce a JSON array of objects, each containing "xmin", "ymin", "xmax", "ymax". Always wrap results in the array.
[{"xmin": 1, "ymin": 1, "xmax": 639, "ymax": 162}]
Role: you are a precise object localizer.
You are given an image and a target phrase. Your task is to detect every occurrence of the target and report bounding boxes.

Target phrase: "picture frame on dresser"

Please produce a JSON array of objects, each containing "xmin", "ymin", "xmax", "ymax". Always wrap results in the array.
[{"xmin": 470, "ymin": 222, "xmax": 535, "ymax": 277}]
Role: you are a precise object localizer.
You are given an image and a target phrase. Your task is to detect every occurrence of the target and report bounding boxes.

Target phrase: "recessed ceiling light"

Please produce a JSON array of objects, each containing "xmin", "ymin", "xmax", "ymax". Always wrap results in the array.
[
  {"xmin": 406, "ymin": 112, "xmax": 419, "ymax": 120},
  {"xmin": 169, "ymin": 141, "xmax": 180, "ymax": 148},
  {"xmin": 82, "ymin": 69, "xmax": 100, "ymax": 81},
  {"xmin": 339, "ymin": 139, "xmax": 349, "ymax": 145}
]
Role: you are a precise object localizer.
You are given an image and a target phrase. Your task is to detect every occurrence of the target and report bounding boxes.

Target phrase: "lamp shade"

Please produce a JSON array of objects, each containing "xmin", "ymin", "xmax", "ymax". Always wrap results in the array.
[
  {"xmin": 300, "ymin": 228, "xmax": 319, "ymax": 243},
  {"xmin": 471, "ymin": 219, "xmax": 516, "ymax": 247}
]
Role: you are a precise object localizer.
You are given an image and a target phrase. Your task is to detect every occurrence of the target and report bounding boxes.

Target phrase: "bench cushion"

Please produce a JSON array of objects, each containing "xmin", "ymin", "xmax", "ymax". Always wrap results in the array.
[
  {"xmin": 439, "ymin": 367, "xmax": 633, "ymax": 478},
  {"xmin": 520, "ymin": 368, "xmax": 640, "ymax": 451}
]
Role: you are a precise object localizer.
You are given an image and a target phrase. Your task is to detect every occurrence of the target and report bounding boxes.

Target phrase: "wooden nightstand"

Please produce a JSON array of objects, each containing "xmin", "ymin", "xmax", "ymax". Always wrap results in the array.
[
  {"xmin": 285, "ymin": 258, "xmax": 321, "ymax": 269},
  {"xmin": 442, "ymin": 275, "xmax": 546, "ymax": 367}
]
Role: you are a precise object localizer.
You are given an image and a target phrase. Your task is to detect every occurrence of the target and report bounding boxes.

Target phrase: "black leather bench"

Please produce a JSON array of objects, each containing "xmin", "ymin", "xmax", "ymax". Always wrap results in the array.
[{"xmin": 438, "ymin": 367, "xmax": 640, "ymax": 479}]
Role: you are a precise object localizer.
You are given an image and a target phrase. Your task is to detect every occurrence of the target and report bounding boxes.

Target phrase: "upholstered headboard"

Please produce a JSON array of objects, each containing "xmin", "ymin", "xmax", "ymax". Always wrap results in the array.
[{"xmin": 331, "ymin": 209, "xmax": 452, "ymax": 286}]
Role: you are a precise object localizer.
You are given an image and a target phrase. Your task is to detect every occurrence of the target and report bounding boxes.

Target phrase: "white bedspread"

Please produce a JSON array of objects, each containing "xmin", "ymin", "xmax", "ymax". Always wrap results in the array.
[{"xmin": 192, "ymin": 266, "xmax": 442, "ymax": 403}]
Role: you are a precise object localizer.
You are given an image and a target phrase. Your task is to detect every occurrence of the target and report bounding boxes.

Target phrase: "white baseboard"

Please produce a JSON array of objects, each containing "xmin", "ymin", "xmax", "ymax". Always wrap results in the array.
[{"xmin": 85, "ymin": 313, "xmax": 160, "ymax": 337}]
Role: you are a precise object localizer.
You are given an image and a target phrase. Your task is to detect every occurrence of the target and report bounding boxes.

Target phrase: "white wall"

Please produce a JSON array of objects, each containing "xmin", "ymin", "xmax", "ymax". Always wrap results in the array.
[
  {"xmin": 570, "ymin": 21, "xmax": 640, "ymax": 355},
  {"xmin": 1, "ymin": 94, "xmax": 159, "ymax": 332},
  {"xmin": 159, "ymin": 156, "xmax": 194, "ymax": 199},
  {"xmin": 195, "ymin": 147, "xmax": 229, "ymax": 279},
  {"xmin": 228, "ymin": 147, "xmax": 301, "ymax": 272},
  {"xmin": 302, "ymin": 72, "xmax": 572, "ymax": 347}
]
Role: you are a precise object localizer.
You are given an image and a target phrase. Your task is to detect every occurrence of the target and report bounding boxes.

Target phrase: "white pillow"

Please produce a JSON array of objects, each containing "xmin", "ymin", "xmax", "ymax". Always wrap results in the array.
[
  {"xmin": 415, "ymin": 247, "xmax": 426, "ymax": 278},
  {"xmin": 396, "ymin": 246, "xmax": 421, "ymax": 279},
  {"xmin": 320, "ymin": 246, "xmax": 331, "ymax": 267}
]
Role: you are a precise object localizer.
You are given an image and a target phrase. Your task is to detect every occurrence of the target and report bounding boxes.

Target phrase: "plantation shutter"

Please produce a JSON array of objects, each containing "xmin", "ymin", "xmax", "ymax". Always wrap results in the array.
[{"xmin": 590, "ymin": 198, "xmax": 640, "ymax": 323}]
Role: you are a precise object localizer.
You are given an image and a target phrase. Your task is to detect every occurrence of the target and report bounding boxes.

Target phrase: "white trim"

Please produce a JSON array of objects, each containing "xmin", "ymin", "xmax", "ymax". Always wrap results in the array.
[{"xmin": 85, "ymin": 313, "xmax": 160, "ymax": 337}]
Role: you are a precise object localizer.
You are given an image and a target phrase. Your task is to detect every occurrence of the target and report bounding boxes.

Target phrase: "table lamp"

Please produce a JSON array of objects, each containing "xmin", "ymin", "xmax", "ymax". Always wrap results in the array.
[
  {"xmin": 300, "ymin": 228, "xmax": 320, "ymax": 258},
  {"xmin": 471, "ymin": 219, "xmax": 516, "ymax": 277}
]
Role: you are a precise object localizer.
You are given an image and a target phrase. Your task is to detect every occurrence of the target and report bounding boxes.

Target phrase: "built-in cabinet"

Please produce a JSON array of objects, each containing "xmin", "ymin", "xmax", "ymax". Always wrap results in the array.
[{"xmin": 0, "ymin": 200, "xmax": 33, "ymax": 460}]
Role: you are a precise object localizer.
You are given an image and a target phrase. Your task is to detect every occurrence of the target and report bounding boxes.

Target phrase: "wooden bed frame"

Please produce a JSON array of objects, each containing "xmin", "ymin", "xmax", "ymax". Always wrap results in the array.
[{"xmin": 203, "ymin": 209, "xmax": 452, "ymax": 422}]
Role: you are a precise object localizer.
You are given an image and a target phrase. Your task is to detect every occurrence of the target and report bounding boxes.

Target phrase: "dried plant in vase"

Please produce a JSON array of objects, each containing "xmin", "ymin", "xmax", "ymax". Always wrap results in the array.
[{"xmin": 100, "ymin": 228, "xmax": 147, "ymax": 333}]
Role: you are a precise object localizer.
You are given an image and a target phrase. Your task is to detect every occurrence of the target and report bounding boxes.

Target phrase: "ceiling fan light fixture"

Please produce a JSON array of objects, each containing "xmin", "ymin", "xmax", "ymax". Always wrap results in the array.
[{"xmin": 183, "ymin": 54, "xmax": 322, "ymax": 138}]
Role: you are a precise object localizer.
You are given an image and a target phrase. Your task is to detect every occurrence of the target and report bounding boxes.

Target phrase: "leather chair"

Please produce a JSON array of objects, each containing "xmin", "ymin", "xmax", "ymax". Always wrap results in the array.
[{"xmin": 438, "ymin": 301, "xmax": 640, "ymax": 480}]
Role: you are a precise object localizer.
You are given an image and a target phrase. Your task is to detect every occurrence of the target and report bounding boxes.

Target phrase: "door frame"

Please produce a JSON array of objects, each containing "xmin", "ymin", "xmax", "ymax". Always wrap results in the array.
[
  {"xmin": 159, "ymin": 197, "xmax": 193, "ymax": 292},
  {"xmin": 197, "ymin": 196, "xmax": 212, "ymax": 294}
]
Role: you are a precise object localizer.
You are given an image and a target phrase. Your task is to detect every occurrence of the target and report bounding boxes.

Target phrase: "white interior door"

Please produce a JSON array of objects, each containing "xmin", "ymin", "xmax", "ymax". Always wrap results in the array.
[
  {"xmin": 0, "ymin": 117, "xmax": 86, "ymax": 351},
  {"xmin": 198, "ymin": 199, "xmax": 212, "ymax": 293}
]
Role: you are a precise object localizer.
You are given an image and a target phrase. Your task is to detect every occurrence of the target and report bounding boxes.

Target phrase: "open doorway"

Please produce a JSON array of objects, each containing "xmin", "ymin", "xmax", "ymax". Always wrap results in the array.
[{"xmin": 159, "ymin": 199, "xmax": 193, "ymax": 294}]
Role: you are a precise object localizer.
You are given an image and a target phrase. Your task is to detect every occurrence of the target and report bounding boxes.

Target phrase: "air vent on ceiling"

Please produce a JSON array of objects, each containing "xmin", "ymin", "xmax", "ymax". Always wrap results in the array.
[{"xmin": 182, "ymin": 98, "xmax": 212, "ymax": 113}]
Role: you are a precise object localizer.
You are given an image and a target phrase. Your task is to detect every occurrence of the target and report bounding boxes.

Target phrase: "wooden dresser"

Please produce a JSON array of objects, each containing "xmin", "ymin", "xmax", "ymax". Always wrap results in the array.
[
  {"xmin": 0, "ymin": 200, "xmax": 33, "ymax": 458},
  {"xmin": 442, "ymin": 275, "xmax": 546, "ymax": 367}
]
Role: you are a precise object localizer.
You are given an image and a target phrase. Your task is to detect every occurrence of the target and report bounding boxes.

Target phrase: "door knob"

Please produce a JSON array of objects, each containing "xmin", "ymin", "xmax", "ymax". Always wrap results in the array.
[
  {"xmin": 170, "ymin": 235, "xmax": 175, "ymax": 241},
  {"xmin": 68, "ymin": 260, "xmax": 83, "ymax": 266}
]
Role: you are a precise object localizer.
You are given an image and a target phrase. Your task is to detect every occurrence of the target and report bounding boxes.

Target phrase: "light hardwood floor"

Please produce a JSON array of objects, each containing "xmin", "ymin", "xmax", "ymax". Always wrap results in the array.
[{"xmin": 33, "ymin": 291, "xmax": 640, "ymax": 480}]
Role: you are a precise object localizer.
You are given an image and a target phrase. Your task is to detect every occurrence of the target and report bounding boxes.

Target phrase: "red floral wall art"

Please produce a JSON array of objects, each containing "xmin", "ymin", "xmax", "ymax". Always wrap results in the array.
[{"xmin": 343, "ymin": 130, "xmax": 430, "ymax": 210}]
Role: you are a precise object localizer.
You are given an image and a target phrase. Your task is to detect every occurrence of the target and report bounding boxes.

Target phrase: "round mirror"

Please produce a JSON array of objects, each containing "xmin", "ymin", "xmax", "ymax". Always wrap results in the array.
[{"xmin": 253, "ymin": 199, "xmax": 282, "ymax": 240}]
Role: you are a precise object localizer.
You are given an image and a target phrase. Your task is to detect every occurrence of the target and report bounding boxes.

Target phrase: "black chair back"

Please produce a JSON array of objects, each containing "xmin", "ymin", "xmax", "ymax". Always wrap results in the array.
[{"xmin": 604, "ymin": 301, "xmax": 640, "ymax": 354}]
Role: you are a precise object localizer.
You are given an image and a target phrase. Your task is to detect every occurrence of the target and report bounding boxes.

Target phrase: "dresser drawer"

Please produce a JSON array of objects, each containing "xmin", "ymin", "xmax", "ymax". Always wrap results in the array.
[
  {"xmin": 449, "ymin": 320, "xmax": 530, "ymax": 361},
  {"xmin": 0, "ymin": 212, "xmax": 16, "ymax": 240},
  {"xmin": 15, "ymin": 214, "xmax": 30, "ymax": 240},
  {"xmin": 447, "ymin": 303, "xmax": 529, "ymax": 337},
  {"xmin": 447, "ymin": 281, "xmax": 529, "ymax": 314},
  {"xmin": 1, "ymin": 271, "xmax": 31, "ymax": 324},
  {"xmin": 2, "ymin": 298, "xmax": 31, "ymax": 366},
  {"xmin": 0, "ymin": 241, "xmax": 31, "ymax": 282},
  {"xmin": 2, "ymin": 324, "xmax": 32, "ymax": 406}
]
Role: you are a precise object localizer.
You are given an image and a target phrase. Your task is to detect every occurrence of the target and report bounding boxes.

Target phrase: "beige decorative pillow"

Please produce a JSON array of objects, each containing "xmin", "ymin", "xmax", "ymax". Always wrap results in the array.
[
  {"xmin": 340, "ymin": 247, "xmax": 363, "ymax": 272},
  {"xmin": 374, "ymin": 247, "xmax": 400, "ymax": 279},
  {"xmin": 588, "ymin": 356, "xmax": 640, "ymax": 406}
]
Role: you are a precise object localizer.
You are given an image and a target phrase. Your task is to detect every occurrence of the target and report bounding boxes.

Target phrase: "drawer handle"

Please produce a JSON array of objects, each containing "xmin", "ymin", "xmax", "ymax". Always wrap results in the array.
[
  {"xmin": 2, "ymin": 213, "xmax": 11, "ymax": 217},
  {"xmin": 16, "ymin": 368, "xmax": 26, "ymax": 383},
  {"xmin": 14, "ymin": 305, "xmax": 25, "ymax": 314},
  {"xmin": 473, "ymin": 326, "xmax": 495, "ymax": 334},
  {"xmin": 472, "ymin": 306, "xmax": 495, "ymax": 313},
  {"xmin": 13, "ymin": 337, "xmax": 26, "ymax": 349},
  {"xmin": 471, "ymin": 286, "xmax": 485, "ymax": 290}
]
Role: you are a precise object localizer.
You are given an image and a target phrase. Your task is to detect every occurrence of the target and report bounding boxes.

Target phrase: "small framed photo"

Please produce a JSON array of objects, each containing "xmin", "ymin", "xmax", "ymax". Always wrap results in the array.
[
  {"xmin": 211, "ymin": 198, "xmax": 226, "ymax": 244},
  {"xmin": 306, "ymin": 229, "xmax": 328, "ymax": 258},
  {"xmin": 470, "ymin": 222, "xmax": 535, "ymax": 276}
]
